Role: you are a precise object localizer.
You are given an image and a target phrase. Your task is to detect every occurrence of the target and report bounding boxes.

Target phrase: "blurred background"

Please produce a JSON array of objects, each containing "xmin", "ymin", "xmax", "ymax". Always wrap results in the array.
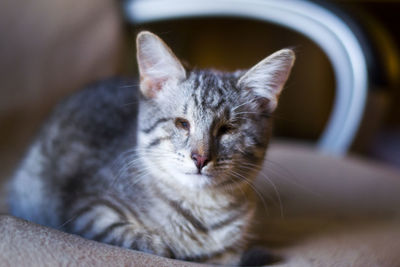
[{"xmin": 0, "ymin": 0, "xmax": 399, "ymax": 190}]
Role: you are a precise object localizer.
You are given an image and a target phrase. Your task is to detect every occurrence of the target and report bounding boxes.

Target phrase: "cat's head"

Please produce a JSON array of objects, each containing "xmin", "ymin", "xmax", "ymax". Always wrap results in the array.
[{"xmin": 135, "ymin": 31, "xmax": 294, "ymax": 190}]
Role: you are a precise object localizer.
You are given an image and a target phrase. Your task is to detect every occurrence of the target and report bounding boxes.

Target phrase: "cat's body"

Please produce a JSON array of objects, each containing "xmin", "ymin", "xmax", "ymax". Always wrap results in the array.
[{"xmin": 8, "ymin": 32, "xmax": 294, "ymax": 265}]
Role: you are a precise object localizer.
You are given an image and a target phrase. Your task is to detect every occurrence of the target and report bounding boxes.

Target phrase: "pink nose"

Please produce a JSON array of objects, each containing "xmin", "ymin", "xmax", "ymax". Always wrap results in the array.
[{"xmin": 191, "ymin": 153, "xmax": 209, "ymax": 172}]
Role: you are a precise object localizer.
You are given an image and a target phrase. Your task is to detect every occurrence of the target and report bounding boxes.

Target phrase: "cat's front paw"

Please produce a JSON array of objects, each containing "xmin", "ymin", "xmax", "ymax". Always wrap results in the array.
[
  {"xmin": 240, "ymin": 247, "xmax": 280, "ymax": 266},
  {"xmin": 128, "ymin": 232, "xmax": 174, "ymax": 258}
]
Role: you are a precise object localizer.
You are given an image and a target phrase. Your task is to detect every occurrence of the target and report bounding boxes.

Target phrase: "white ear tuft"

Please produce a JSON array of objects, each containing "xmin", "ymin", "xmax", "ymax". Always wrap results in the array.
[
  {"xmin": 136, "ymin": 31, "xmax": 186, "ymax": 98},
  {"xmin": 238, "ymin": 49, "xmax": 295, "ymax": 112}
]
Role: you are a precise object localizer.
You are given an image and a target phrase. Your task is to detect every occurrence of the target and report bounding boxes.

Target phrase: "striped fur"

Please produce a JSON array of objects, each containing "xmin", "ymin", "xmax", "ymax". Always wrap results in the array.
[{"xmin": 8, "ymin": 31, "xmax": 294, "ymax": 265}]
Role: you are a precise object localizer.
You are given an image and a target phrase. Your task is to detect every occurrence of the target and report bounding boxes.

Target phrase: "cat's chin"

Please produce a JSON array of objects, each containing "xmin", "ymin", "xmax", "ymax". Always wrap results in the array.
[
  {"xmin": 184, "ymin": 172, "xmax": 213, "ymax": 178},
  {"xmin": 169, "ymin": 172, "xmax": 214, "ymax": 190}
]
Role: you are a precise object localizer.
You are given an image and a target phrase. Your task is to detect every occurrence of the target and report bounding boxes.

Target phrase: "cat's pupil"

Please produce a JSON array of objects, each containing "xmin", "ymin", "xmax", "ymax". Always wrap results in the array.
[{"xmin": 175, "ymin": 118, "xmax": 190, "ymax": 131}]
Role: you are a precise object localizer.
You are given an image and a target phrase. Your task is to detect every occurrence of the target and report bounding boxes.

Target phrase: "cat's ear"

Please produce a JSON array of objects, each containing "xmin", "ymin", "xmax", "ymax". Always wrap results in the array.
[
  {"xmin": 136, "ymin": 31, "xmax": 186, "ymax": 98},
  {"xmin": 238, "ymin": 49, "xmax": 295, "ymax": 112}
]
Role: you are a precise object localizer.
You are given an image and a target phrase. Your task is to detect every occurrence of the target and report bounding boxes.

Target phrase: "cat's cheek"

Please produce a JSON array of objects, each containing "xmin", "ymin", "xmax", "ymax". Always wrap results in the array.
[
  {"xmin": 166, "ymin": 158, "xmax": 213, "ymax": 189},
  {"xmin": 218, "ymin": 138, "xmax": 236, "ymax": 156},
  {"xmin": 175, "ymin": 162, "xmax": 200, "ymax": 178},
  {"xmin": 155, "ymin": 152, "xmax": 195, "ymax": 177}
]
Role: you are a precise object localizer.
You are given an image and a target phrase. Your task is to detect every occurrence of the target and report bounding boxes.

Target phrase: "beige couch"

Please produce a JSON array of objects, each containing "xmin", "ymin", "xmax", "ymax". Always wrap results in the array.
[{"xmin": 1, "ymin": 1, "xmax": 399, "ymax": 266}]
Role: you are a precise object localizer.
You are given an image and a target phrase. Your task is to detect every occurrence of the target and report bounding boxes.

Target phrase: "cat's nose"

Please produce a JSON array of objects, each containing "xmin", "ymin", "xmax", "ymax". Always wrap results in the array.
[{"xmin": 191, "ymin": 153, "xmax": 209, "ymax": 172}]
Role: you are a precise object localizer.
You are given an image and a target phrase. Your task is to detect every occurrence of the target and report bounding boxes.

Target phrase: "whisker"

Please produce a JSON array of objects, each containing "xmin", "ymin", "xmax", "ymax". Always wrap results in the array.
[
  {"xmin": 228, "ymin": 170, "xmax": 269, "ymax": 216},
  {"xmin": 231, "ymin": 99, "xmax": 255, "ymax": 112},
  {"xmin": 238, "ymin": 164, "xmax": 284, "ymax": 218},
  {"xmin": 263, "ymin": 159, "xmax": 320, "ymax": 197},
  {"xmin": 118, "ymin": 83, "xmax": 140, "ymax": 88}
]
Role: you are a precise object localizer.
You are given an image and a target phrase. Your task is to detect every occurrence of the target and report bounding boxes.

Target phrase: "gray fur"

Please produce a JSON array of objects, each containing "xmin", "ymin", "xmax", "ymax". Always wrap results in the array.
[{"xmin": 8, "ymin": 31, "xmax": 294, "ymax": 265}]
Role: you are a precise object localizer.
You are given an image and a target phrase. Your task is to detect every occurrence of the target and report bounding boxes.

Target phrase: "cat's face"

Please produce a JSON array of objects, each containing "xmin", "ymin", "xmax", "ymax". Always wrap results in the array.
[{"xmin": 136, "ymin": 31, "xmax": 294, "ymax": 190}]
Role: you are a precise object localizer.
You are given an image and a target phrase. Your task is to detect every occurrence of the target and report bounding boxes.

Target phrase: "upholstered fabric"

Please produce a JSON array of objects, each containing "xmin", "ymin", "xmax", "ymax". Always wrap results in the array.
[
  {"xmin": 255, "ymin": 142, "xmax": 400, "ymax": 266},
  {"xmin": 0, "ymin": 0, "xmax": 123, "ymax": 205}
]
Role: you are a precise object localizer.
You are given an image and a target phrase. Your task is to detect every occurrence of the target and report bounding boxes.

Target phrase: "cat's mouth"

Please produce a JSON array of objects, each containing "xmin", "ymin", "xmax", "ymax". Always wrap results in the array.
[{"xmin": 184, "ymin": 171, "xmax": 213, "ymax": 178}]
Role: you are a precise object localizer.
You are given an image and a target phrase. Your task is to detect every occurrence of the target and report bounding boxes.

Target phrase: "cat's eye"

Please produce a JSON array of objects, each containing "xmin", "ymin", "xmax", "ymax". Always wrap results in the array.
[
  {"xmin": 175, "ymin": 118, "xmax": 190, "ymax": 131},
  {"xmin": 218, "ymin": 125, "xmax": 234, "ymax": 136}
]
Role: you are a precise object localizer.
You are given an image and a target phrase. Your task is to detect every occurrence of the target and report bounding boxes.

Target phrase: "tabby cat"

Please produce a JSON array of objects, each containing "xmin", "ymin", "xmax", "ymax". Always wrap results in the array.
[{"xmin": 8, "ymin": 31, "xmax": 295, "ymax": 265}]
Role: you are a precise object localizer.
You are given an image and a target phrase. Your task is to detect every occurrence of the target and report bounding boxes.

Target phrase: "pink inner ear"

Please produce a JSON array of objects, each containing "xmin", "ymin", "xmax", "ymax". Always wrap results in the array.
[
  {"xmin": 257, "ymin": 97, "xmax": 271, "ymax": 111},
  {"xmin": 141, "ymin": 76, "xmax": 167, "ymax": 98}
]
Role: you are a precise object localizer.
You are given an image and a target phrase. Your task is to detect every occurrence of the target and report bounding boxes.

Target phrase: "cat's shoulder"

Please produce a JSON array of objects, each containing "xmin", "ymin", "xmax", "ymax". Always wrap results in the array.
[
  {"xmin": 57, "ymin": 77, "xmax": 138, "ymax": 115},
  {"xmin": 43, "ymin": 77, "xmax": 139, "ymax": 143}
]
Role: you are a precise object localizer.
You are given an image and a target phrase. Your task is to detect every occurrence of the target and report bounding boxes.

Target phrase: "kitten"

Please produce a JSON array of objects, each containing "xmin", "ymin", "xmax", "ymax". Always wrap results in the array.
[{"xmin": 8, "ymin": 31, "xmax": 294, "ymax": 265}]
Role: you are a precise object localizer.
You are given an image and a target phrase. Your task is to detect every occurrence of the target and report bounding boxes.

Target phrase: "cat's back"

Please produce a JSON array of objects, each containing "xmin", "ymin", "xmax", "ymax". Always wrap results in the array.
[{"xmin": 8, "ymin": 78, "xmax": 138, "ymax": 227}]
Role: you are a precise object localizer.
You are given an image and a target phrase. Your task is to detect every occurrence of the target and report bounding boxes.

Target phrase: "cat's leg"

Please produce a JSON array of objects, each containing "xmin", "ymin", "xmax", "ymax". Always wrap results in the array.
[
  {"xmin": 64, "ymin": 197, "xmax": 173, "ymax": 258},
  {"xmin": 203, "ymin": 249, "xmax": 243, "ymax": 266},
  {"xmin": 96, "ymin": 222, "xmax": 173, "ymax": 257},
  {"xmin": 203, "ymin": 247, "xmax": 274, "ymax": 266},
  {"xmin": 239, "ymin": 247, "xmax": 276, "ymax": 266}
]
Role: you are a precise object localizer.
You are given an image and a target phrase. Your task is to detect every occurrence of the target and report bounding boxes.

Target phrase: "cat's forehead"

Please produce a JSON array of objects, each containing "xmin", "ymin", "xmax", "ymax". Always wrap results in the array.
[
  {"xmin": 175, "ymin": 70, "xmax": 244, "ymax": 122},
  {"xmin": 186, "ymin": 69, "xmax": 241, "ymax": 92},
  {"xmin": 182, "ymin": 70, "xmax": 243, "ymax": 109}
]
